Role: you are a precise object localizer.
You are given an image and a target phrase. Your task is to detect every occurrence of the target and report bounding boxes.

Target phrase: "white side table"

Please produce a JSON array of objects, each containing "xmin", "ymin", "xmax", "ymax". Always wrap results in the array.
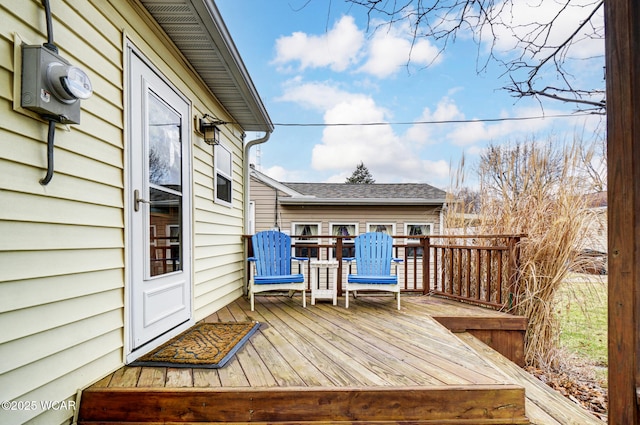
[{"xmin": 310, "ymin": 260, "xmax": 339, "ymax": 305}]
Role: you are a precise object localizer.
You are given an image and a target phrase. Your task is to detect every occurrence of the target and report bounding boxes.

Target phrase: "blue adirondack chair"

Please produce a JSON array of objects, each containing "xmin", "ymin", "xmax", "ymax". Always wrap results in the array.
[
  {"xmin": 248, "ymin": 230, "xmax": 308, "ymax": 311},
  {"xmin": 343, "ymin": 232, "xmax": 402, "ymax": 310}
]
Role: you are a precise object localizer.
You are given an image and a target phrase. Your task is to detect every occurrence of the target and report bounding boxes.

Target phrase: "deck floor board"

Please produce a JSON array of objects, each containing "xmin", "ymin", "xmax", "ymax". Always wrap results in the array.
[
  {"xmin": 256, "ymin": 297, "xmax": 373, "ymax": 386},
  {"xmin": 309, "ymin": 299, "xmax": 474, "ymax": 385},
  {"xmin": 89, "ymin": 295, "xmax": 601, "ymax": 424},
  {"xmin": 314, "ymin": 297, "xmax": 505, "ymax": 384},
  {"xmin": 265, "ymin": 298, "xmax": 423, "ymax": 386}
]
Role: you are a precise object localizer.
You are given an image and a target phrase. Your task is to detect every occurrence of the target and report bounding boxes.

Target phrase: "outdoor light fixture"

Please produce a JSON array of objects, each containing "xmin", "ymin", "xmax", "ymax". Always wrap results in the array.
[{"xmin": 199, "ymin": 114, "xmax": 223, "ymax": 145}]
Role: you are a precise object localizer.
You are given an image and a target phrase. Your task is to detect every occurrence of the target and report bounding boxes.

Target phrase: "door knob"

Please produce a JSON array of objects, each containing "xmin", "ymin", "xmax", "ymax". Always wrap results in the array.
[{"xmin": 134, "ymin": 189, "xmax": 150, "ymax": 212}]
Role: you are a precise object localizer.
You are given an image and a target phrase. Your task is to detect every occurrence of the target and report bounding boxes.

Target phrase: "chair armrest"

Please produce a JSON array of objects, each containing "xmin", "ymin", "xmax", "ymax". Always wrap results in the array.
[
  {"xmin": 343, "ymin": 257, "xmax": 355, "ymax": 262},
  {"xmin": 292, "ymin": 257, "xmax": 309, "ymax": 262},
  {"xmin": 392, "ymin": 258, "xmax": 403, "ymax": 263},
  {"xmin": 248, "ymin": 257, "xmax": 257, "ymax": 262}
]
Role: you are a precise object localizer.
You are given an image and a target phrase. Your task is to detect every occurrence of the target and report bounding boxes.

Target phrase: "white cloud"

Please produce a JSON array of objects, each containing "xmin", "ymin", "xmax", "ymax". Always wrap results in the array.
[
  {"xmin": 274, "ymin": 75, "xmax": 599, "ymax": 185},
  {"xmin": 465, "ymin": 145, "xmax": 485, "ymax": 156},
  {"xmin": 305, "ymin": 90, "xmax": 451, "ymax": 184},
  {"xmin": 276, "ymin": 79, "xmax": 367, "ymax": 112},
  {"xmin": 273, "ymin": 14, "xmax": 441, "ymax": 78},
  {"xmin": 405, "ymin": 97, "xmax": 465, "ymax": 144},
  {"xmin": 446, "ymin": 111, "xmax": 553, "ymax": 147},
  {"xmin": 357, "ymin": 26, "xmax": 441, "ymax": 78},
  {"xmin": 272, "ymin": 16, "xmax": 364, "ymax": 72},
  {"xmin": 324, "ymin": 172, "xmax": 352, "ymax": 183},
  {"xmin": 486, "ymin": 0, "xmax": 604, "ymax": 61},
  {"xmin": 446, "ymin": 106, "xmax": 604, "ymax": 148},
  {"xmin": 259, "ymin": 165, "xmax": 305, "ymax": 182}
]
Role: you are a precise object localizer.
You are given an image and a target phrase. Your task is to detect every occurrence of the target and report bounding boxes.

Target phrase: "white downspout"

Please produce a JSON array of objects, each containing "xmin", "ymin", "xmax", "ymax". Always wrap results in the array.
[
  {"xmin": 243, "ymin": 131, "xmax": 271, "ymax": 232},
  {"xmin": 243, "ymin": 131, "xmax": 271, "ymax": 295}
]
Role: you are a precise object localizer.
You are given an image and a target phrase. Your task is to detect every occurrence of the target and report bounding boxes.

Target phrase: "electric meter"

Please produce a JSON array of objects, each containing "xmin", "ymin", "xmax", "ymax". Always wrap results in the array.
[
  {"xmin": 21, "ymin": 45, "xmax": 93, "ymax": 124},
  {"xmin": 46, "ymin": 62, "xmax": 93, "ymax": 103}
]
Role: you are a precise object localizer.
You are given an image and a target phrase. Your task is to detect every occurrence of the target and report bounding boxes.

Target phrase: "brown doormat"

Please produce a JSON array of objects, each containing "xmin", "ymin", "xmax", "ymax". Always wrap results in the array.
[{"xmin": 130, "ymin": 322, "xmax": 260, "ymax": 369}]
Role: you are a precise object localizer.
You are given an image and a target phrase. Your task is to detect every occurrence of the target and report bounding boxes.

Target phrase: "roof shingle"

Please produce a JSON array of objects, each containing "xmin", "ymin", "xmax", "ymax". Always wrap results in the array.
[{"xmin": 280, "ymin": 182, "xmax": 447, "ymax": 204}]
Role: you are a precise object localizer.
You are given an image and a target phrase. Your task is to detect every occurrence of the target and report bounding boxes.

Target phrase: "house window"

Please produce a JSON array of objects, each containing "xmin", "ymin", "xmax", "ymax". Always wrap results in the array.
[
  {"xmin": 405, "ymin": 223, "xmax": 432, "ymax": 257},
  {"xmin": 167, "ymin": 224, "xmax": 180, "ymax": 248},
  {"xmin": 215, "ymin": 143, "xmax": 232, "ymax": 205},
  {"xmin": 166, "ymin": 224, "xmax": 181, "ymax": 270},
  {"xmin": 367, "ymin": 223, "xmax": 395, "ymax": 235},
  {"xmin": 330, "ymin": 223, "xmax": 358, "ymax": 258},
  {"xmin": 149, "ymin": 225, "xmax": 157, "ymax": 247},
  {"xmin": 292, "ymin": 223, "xmax": 321, "ymax": 258}
]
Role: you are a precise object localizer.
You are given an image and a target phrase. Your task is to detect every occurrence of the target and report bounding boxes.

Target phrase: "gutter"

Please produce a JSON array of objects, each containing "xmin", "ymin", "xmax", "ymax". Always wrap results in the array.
[{"xmin": 278, "ymin": 198, "xmax": 449, "ymax": 206}]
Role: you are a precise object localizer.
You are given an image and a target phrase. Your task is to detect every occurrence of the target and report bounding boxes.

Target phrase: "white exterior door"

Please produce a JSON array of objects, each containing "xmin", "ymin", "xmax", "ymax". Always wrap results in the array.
[{"xmin": 128, "ymin": 49, "xmax": 192, "ymax": 351}]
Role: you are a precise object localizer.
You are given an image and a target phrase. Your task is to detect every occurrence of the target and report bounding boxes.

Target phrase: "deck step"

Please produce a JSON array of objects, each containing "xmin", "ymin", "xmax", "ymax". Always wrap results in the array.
[
  {"xmin": 458, "ymin": 333, "xmax": 604, "ymax": 424},
  {"xmin": 433, "ymin": 315, "xmax": 527, "ymax": 366},
  {"xmin": 78, "ymin": 385, "xmax": 529, "ymax": 424}
]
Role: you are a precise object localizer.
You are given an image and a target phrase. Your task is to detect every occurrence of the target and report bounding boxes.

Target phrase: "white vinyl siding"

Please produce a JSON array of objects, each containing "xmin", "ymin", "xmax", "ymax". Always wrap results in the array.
[
  {"xmin": 1, "ymin": 1, "xmax": 250, "ymax": 424},
  {"xmin": 1, "ymin": 1, "xmax": 125, "ymax": 423},
  {"xmin": 257, "ymin": 204, "xmax": 443, "ymax": 237},
  {"xmin": 193, "ymin": 124, "xmax": 246, "ymax": 319},
  {"xmin": 249, "ymin": 175, "xmax": 282, "ymax": 231}
]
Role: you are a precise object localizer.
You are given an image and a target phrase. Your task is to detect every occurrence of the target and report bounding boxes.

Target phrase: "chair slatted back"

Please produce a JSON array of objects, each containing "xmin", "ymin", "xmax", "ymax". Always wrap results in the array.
[
  {"xmin": 252, "ymin": 230, "xmax": 292, "ymax": 276},
  {"xmin": 354, "ymin": 232, "xmax": 393, "ymax": 275}
]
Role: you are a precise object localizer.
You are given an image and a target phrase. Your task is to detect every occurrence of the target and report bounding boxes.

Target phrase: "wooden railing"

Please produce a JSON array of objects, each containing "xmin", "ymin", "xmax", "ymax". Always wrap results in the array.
[
  {"xmin": 425, "ymin": 235, "xmax": 523, "ymax": 311},
  {"xmin": 244, "ymin": 234, "xmax": 523, "ymax": 312}
]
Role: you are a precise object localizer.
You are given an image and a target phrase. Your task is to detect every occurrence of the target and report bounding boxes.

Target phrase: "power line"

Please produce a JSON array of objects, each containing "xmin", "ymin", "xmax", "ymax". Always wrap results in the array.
[{"xmin": 270, "ymin": 112, "xmax": 599, "ymax": 127}]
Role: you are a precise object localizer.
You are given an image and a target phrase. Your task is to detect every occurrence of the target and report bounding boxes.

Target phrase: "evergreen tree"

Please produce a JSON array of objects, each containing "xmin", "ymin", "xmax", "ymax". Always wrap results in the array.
[{"xmin": 345, "ymin": 162, "xmax": 375, "ymax": 184}]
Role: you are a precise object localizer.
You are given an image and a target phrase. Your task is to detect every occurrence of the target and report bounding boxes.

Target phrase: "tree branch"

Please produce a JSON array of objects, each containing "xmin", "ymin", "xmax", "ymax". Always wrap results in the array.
[{"xmin": 344, "ymin": 0, "xmax": 606, "ymax": 111}]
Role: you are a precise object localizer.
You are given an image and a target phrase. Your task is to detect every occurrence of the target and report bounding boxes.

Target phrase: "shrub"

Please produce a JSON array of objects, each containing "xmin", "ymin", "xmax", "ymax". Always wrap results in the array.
[{"xmin": 446, "ymin": 136, "xmax": 604, "ymax": 367}]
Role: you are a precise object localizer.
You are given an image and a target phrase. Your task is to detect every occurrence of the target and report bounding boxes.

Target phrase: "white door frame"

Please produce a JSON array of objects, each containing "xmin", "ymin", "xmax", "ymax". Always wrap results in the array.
[{"xmin": 124, "ymin": 43, "xmax": 194, "ymax": 363}]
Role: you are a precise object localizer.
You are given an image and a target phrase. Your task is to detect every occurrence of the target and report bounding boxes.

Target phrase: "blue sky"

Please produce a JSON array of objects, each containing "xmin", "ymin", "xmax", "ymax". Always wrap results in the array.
[{"xmin": 216, "ymin": 0, "xmax": 605, "ymax": 189}]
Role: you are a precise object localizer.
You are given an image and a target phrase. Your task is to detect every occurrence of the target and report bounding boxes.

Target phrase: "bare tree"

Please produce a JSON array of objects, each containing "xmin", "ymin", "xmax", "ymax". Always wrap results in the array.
[
  {"xmin": 478, "ymin": 139, "xmax": 565, "ymax": 204},
  {"xmin": 455, "ymin": 186, "xmax": 481, "ymax": 214},
  {"xmin": 346, "ymin": 0, "xmax": 606, "ymax": 112}
]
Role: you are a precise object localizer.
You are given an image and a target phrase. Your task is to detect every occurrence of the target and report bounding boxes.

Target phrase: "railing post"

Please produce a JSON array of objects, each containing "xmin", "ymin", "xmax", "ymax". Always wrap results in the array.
[
  {"xmin": 507, "ymin": 236, "xmax": 521, "ymax": 311},
  {"xmin": 336, "ymin": 236, "xmax": 343, "ymax": 296},
  {"xmin": 423, "ymin": 236, "xmax": 430, "ymax": 294},
  {"xmin": 245, "ymin": 235, "xmax": 253, "ymax": 295}
]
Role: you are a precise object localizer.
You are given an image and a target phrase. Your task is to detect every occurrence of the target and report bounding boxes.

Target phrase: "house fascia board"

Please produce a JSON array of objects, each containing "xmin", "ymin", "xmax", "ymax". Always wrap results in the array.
[
  {"xmin": 140, "ymin": 0, "xmax": 273, "ymax": 133},
  {"xmin": 190, "ymin": 0, "xmax": 272, "ymax": 132},
  {"xmin": 279, "ymin": 198, "xmax": 447, "ymax": 206}
]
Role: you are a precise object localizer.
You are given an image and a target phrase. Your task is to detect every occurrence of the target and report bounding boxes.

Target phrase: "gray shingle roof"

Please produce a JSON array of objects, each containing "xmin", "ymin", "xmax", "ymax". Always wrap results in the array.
[{"xmin": 279, "ymin": 182, "xmax": 447, "ymax": 205}]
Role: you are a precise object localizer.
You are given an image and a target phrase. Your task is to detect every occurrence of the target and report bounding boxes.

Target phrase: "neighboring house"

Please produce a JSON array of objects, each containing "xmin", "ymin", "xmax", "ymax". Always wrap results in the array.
[
  {"xmin": 249, "ymin": 166, "xmax": 448, "ymax": 251},
  {"xmin": 1, "ymin": 1, "xmax": 272, "ymax": 424}
]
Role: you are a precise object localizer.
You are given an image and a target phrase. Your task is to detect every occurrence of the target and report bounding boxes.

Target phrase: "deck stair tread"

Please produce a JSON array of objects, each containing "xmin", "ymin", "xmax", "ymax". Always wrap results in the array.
[{"xmin": 458, "ymin": 333, "xmax": 603, "ymax": 425}]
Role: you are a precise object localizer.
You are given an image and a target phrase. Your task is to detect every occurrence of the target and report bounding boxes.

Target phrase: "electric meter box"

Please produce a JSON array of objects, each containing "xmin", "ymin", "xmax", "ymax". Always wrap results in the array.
[{"xmin": 21, "ymin": 45, "xmax": 92, "ymax": 124}]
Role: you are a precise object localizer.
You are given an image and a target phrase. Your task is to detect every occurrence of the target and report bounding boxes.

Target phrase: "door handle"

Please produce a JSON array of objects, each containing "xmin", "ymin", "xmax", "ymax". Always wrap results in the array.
[{"xmin": 134, "ymin": 189, "xmax": 150, "ymax": 212}]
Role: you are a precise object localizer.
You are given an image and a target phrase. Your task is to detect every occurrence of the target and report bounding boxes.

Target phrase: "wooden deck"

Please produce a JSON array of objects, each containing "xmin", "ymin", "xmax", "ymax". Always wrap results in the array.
[{"xmin": 78, "ymin": 295, "xmax": 602, "ymax": 424}]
